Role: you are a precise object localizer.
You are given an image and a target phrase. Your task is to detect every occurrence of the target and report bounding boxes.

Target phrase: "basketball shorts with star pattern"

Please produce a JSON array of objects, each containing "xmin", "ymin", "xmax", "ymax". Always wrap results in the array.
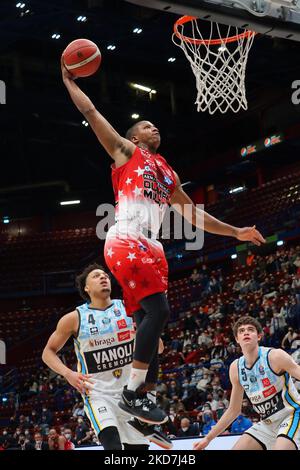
[{"xmin": 104, "ymin": 234, "xmax": 168, "ymax": 316}]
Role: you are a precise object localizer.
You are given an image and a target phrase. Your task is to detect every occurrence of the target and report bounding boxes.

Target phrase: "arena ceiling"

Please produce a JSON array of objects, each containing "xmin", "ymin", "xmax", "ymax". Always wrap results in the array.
[{"xmin": 1, "ymin": 0, "xmax": 300, "ymax": 218}]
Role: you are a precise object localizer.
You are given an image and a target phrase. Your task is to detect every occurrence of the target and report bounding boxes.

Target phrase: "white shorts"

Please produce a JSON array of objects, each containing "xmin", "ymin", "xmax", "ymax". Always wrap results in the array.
[
  {"xmin": 245, "ymin": 412, "xmax": 300, "ymax": 450},
  {"xmin": 83, "ymin": 393, "xmax": 148, "ymax": 447}
]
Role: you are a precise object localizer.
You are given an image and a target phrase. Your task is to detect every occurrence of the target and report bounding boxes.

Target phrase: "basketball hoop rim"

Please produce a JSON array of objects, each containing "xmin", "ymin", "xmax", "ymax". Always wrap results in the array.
[{"xmin": 173, "ymin": 15, "xmax": 256, "ymax": 45}]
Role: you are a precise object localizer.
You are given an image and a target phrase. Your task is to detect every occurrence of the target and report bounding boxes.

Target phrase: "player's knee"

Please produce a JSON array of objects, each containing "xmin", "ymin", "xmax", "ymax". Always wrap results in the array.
[{"xmin": 99, "ymin": 426, "xmax": 122, "ymax": 450}]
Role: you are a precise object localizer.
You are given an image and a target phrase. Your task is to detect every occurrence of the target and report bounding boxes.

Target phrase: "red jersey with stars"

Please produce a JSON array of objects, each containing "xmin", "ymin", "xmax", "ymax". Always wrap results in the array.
[
  {"xmin": 104, "ymin": 146, "xmax": 177, "ymax": 316},
  {"xmin": 108, "ymin": 146, "xmax": 177, "ymax": 238}
]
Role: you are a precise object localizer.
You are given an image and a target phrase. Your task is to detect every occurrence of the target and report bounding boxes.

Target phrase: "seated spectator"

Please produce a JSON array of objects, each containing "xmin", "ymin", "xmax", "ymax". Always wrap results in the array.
[
  {"xmin": 62, "ymin": 428, "xmax": 75, "ymax": 450},
  {"xmin": 230, "ymin": 414, "xmax": 252, "ymax": 434},
  {"xmin": 156, "ymin": 381, "xmax": 168, "ymax": 395},
  {"xmin": 210, "ymin": 354, "xmax": 224, "ymax": 370},
  {"xmin": 234, "ymin": 295, "xmax": 247, "ymax": 313},
  {"xmin": 41, "ymin": 406, "xmax": 53, "ymax": 426},
  {"xmin": 203, "ymin": 395, "xmax": 218, "ymax": 412},
  {"xmin": 246, "ymin": 250, "xmax": 255, "ymax": 267},
  {"xmin": 77, "ymin": 429, "xmax": 97, "ymax": 447},
  {"xmin": 215, "ymin": 401, "xmax": 226, "ymax": 421},
  {"xmin": 233, "ymin": 277, "xmax": 242, "ymax": 293},
  {"xmin": 190, "ymin": 269, "xmax": 200, "ymax": 284},
  {"xmin": 168, "ymin": 380, "xmax": 182, "ymax": 399},
  {"xmin": 201, "ymin": 410, "xmax": 216, "ymax": 436},
  {"xmin": 72, "ymin": 402, "xmax": 85, "ymax": 418},
  {"xmin": 177, "ymin": 417, "xmax": 198, "ymax": 437},
  {"xmin": 30, "ymin": 432, "xmax": 49, "ymax": 450},
  {"xmin": 198, "ymin": 330, "xmax": 213, "ymax": 349},
  {"xmin": 157, "ymin": 392, "xmax": 170, "ymax": 412},
  {"xmin": 215, "ymin": 389, "xmax": 229, "ymax": 408},
  {"xmin": 184, "ymin": 312, "xmax": 197, "ymax": 331},
  {"xmin": 281, "ymin": 328, "xmax": 298, "ymax": 350},
  {"xmin": 40, "ymin": 415, "xmax": 50, "ymax": 436},
  {"xmin": 29, "ymin": 409, "xmax": 40, "ymax": 427}
]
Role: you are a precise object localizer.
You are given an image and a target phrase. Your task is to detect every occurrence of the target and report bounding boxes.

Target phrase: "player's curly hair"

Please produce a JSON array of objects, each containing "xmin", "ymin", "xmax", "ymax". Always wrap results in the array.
[
  {"xmin": 75, "ymin": 263, "xmax": 107, "ymax": 302},
  {"xmin": 233, "ymin": 315, "xmax": 263, "ymax": 338}
]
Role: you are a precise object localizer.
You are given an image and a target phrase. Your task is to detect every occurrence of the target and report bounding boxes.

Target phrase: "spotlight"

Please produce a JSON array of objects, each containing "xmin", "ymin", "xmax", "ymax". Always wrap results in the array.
[
  {"xmin": 107, "ymin": 45, "xmax": 116, "ymax": 50},
  {"xmin": 60, "ymin": 200, "xmax": 81, "ymax": 206},
  {"xmin": 231, "ymin": 254, "xmax": 237, "ymax": 259},
  {"xmin": 131, "ymin": 113, "xmax": 140, "ymax": 119},
  {"xmin": 168, "ymin": 57, "xmax": 176, "ymax": 62},
  {"xmin": 132, "ymin": 83, "xmax": 157, "ymax": 94},
  {"xmin": 277, "ymin": 240, "xmax": 284, "ymax": 246}
]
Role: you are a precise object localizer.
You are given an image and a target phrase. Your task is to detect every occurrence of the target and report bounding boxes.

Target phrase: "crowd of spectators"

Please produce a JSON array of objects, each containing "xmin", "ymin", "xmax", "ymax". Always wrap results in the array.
[{"xmin": 0, "ymin": 244, "xmax": 300, "ymax": 449}]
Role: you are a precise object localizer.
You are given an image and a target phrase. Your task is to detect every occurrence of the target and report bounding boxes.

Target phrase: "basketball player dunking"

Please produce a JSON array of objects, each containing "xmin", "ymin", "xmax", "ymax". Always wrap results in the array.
[
  {"xmin": 60, "ymin": 57, "xmax": 265, "ymax": 424},
  {"xmin": 194, "ymin": 316, "xmax": 300, "ymax": 450}
]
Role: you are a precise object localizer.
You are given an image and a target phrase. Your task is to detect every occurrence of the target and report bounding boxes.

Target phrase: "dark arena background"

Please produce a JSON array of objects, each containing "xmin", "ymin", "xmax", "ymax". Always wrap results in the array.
[{"xmin": 0, "ymin": 0, "xmax": 300, "ymax": 453}]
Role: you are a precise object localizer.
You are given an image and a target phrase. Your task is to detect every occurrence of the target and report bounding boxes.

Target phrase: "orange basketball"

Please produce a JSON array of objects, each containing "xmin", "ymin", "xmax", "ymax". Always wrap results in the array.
[{"xmin": 62, "ymin": 39, "xmax": 101, "ymax": 78}]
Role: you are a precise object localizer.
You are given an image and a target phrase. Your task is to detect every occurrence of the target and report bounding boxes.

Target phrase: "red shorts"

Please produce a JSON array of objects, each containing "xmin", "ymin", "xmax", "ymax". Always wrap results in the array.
[{"xmin": 104, "ymin": 235, "xmax": 168, "ymax": 316}]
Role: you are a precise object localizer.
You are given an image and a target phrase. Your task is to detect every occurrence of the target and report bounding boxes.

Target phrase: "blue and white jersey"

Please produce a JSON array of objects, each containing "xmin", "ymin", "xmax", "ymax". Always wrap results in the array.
[
  {"xmin": 74, "ymin": 300, "xmax": 134, "ymax": 396},
  {"xmin": 238, "ymin": 347, "xmax": 300, "ymax": 423}
]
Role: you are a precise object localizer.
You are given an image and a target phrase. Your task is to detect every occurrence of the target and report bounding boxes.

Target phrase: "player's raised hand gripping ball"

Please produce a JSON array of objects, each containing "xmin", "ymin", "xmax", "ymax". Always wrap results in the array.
[{"xmin": 62, "ymin": 39, "xmax": 101, "ymax": 78}]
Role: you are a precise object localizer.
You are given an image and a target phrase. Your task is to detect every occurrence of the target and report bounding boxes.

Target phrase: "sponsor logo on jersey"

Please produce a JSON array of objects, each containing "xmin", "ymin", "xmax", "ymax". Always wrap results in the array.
[
  {"xmin": 250, "ymin": 376, "xmax": 257, "ymax": 383},
  {"xmin": 263, "ymin": 386, "xmax": 276, "ymax": 398},
  {"xmin": 262, "ymin": 378, "xmax": 271, "ymax": 387},
  {"xmin": 89, "ymin": 337, "xmax": 116, "ymax": 348},
  {"xmin": 164, "ymin": 176, "xmax": 173, "ymax": 185},
  {"xmin": 114, "ymin": 308, "xmax": 121, "ymax": 317},
  {"xmin": 102, "ymin": 317, "xmax": 111, "ymax": 325},
  {"xmin": 84, "ymin": 340, "xmax": 134, "ymax": 373},
  {"xmin": 138, "ymin": 244, "xmax": 147, "ymax": 252},
  {"xmin": 98, "ymin": 407, "xmax": 107, "ymax": 414},
  {"xmin": 252, "ymin": 392, "xmax": 284, "ymax": 420},
  {"xmin": 117, "ymin": 319, "xmax": 127, "ymax": 330},
  {"xmin": 251, "ymin": 393, "xmax": 262, "ymax": 403},
  {"xmin": 113, "ymin": 369, "xmax": 123, "ymax": 379},
  {"xmin": 118, "ymin": 331, "xmax": 131, "ymax": 342},
  {"xmin": 145, "ymin": 166, "xmax": 151, "ymax": 172},
  {"xmin": 128, "ymin": 280, "xmax": 136, "ymax": 289},
  {"xmin": 90, "ymin": 327, "xmax": 99, "ymax": 335},
  {"xmin": 259, "ymin": 365, "xmax": 265, "ymax": 375},
  {"xmin": 142, "ymin": 257, "xmax": 154, "ymax": 264}
]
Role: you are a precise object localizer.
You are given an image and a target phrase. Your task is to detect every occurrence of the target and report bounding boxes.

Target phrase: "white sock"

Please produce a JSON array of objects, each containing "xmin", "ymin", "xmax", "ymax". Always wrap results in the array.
[
  {"xmin": 127, "ymin": 368, "xmax": 148, "ymax": 392},
  {"xmin": 147, "ymin": 390, "xmax": 157, "ymax": 404}
]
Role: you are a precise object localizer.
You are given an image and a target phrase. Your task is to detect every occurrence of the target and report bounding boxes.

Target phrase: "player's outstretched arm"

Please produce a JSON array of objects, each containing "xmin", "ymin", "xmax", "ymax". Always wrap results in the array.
[
  {"xmin": 193, "ymin": 360, "xmax": 244, "ymax": 450},
  {"xmin": 42, "ymin": 312, "xmax": 94, "ymax": 394},
  {"xmin": 60, "ymin": 57, "xmax": 135, "ymax": 165},
  {"xmin": 170, "ymin": 173, "xmax": 265, "ymax": 246}
]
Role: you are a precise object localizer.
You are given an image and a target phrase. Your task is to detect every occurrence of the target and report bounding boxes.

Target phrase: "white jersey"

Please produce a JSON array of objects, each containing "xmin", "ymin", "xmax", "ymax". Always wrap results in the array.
[
  {"xmin": 238, "ymin": 346, "xmax": 300, "ymax": 423},
  {"xmin": 74, "ymin": 300, "xmax": 134, "ymax": 397}
]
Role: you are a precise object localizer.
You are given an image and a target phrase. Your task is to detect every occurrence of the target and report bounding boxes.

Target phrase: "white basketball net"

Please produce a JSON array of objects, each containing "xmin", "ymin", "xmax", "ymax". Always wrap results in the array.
[{"xmin": 172, "ymin": 18, "xmax": 255, "ymax": 114}]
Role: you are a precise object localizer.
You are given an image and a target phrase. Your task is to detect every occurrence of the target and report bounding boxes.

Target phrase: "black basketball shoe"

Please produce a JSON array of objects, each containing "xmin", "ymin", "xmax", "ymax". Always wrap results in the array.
[
  {"xmin": 128, "ymin": 418, "xmax": 173, "ymax": 449},
  {"xmin": 118, "ymin": 385, "xmax": 167, "ymax": 425}
]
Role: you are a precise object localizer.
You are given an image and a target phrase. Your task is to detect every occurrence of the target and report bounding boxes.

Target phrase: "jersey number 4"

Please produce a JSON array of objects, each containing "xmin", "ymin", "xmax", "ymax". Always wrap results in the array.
[{"xmin": 88, "ymin": 314, "xmax": 96, "ymax": 325}]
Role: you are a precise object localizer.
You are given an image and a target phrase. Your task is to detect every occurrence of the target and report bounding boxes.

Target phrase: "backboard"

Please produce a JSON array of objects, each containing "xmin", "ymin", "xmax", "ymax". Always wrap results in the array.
[{"xmin": 126, "ymin": 0, "xmax": 300, "ymax": 41}]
